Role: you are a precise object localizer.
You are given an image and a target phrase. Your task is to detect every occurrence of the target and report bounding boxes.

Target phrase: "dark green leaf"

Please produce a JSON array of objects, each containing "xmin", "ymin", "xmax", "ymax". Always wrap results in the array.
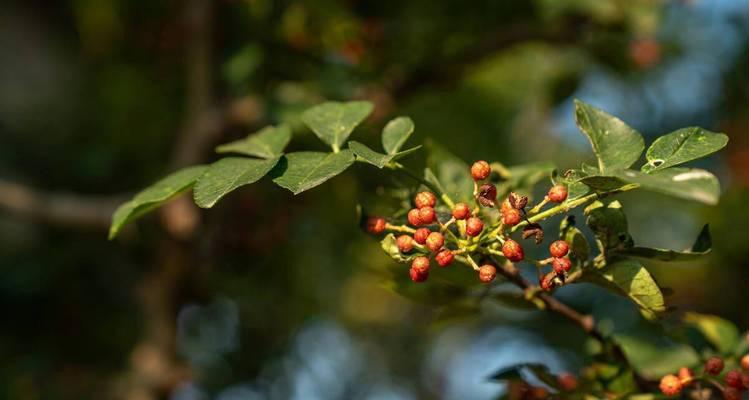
[
  {"xmin": 560, "ymin": 223, "xmax": 590, "ymax": 264},
  {"xmin": 580, "ymin": 259, "xmax": 665, "ymax": 319},
  {"xmin": 381, "ymin": 116, "xmax": 414, "ymax": 154},
  {"xmin": 109, "ymin": 165, "xmax": 208, "ymax": 239},
  {"xmin": 642, "ymin": 127, "xmax": 728, "ymax": 173},
  {"xmin": 215, "ymin": 125, "xmax": 291, "ymax": 158},
  {"xmin": 617, "ymin": 225, "xmax": 711, "ymax": 262},
  {"xmin": 349, "ymin": 141, "xmax": 421, "ymax": 169},
  {"xmin": 574, "ymin": 100, "xmax": 645, "ymax": 173},
  {"xmin": 613, "ymin": 329, "xmax": 700, "ymax": 379},
  {"xmin": 272, "ymin": 150, "xmax": 355, "ymax": 194},
  {"xmin": 684, "ymin": 312, "xmax": 739, "ymax": 354},
  {"xmin": 691, "ymin": 224, "xmax": 712, "ymax": 253},
  {"xmin": 193, "ymin": 157, "xmax": 279, "ymax": 208},
  {"xmin": 584, "ymin": 200, "xmax": 633, "ymax": 255},
  {"xmin": 301, "ymin": 101, "xmax": 373, "ymax": 152}
]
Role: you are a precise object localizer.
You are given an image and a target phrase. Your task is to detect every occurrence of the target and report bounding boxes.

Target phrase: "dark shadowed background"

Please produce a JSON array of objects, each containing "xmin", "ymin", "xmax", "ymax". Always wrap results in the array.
[{"xmin": 1, "ymin": 0, "xmax": 749, "ymax": 399}]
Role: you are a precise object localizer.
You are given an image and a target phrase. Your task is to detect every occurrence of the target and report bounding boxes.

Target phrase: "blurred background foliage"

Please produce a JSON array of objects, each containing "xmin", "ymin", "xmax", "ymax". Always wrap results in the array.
[{"xmin": 1, "ymin": 0, "xmax": 749, "ymax": 399}]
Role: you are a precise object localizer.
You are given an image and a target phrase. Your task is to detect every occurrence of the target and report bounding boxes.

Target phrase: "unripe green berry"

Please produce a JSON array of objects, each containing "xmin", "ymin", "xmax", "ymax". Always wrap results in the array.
[
  {"xmin": 548, "ymin": 185, "xmax": 568, "ymax": 203},
  {"xmin": 549, "ymin": 240, "xmax": 569, "ymax": 258},
  {"xmin": 407, "ymin": 209, "xmax": 422, "ymax": 226},
  {"xmin": 411, "ymin": 256, "xmax": 430, "ymax": 274},
  {"xmin": 478, "ymin": 264, "xmax": 497, "ymax": 283},
  {"xmin": 452, "ymin": 203, "xmax": 471, "ymax": 220},
  {"xmin": 502, "ymin": 208, "xmax": 521, "ymax": 226},
  {"xmin": 425, "ymin": 232, "xmax": 445, "ymax": 252},
  {"xmin": 396, "ymin": 235, "xmax": 414, "ymax": 253},
  {"xmin": 705, "ymin": 356, "xmax": 724, "ymax": 375},
  {"xmin": 471, "ymin": 160, "xmax": 491, "ymax": 180},
  {"xmin": 414, "ymin": 191, "xmax": 436, "ymax": 209},
  {"xmin": 502, "ymin": 239, "xmax": 524, "ymax": 262},
  {"xmin": 409, "ymin": 267, "xmax": 428, "ymax": 283},
  {"xmin": 418, "ymin": 206, "xmax": 436, "ymax": 224},
  {"xmin": 552, "ymin": 257, "xmax": 572, "ymax": 274},
  {"xmin": 366, "ymin": 217, "xmax": 386, "ymax": 234},
  {"xmin": 435, "ymin": 249, "xmax": 454, "ymax": 267},
  {"xmin": 413, "ymin": 228, "xmax": 430, "ymax": 245},
  {"xmin": 659, "ymin": 374, "xmax": 682, "ymax": 397},
  {"xmin": 465, "ymin": 217, "xmax": 484, "ymax": 237}
]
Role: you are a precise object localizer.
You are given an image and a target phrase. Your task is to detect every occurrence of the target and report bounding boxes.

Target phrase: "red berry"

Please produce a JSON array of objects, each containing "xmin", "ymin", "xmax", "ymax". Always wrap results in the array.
[
  {"xmin": 409, "ymin": 267, "xmax": 428, "ymax": 283},
  {"xmin": 705, "ymin": 356, "xmax": 725, "ymax": 375},
  {"xmin": 678, "ymin": 367, "xmax": 693, "ymax": 384},
  {"xmin": 413, "ymin": 228, "xmax": 430, "ymax": 244},
  {"xmin": 414, "ymin": 191, "xmax": 436, "ymax": 209},
  {"xmin": 549, "ymin": 240, "xmax": 569, "ymax": 258},
  {"xmin": 465, "ymin": 217, "xmax": 484, "ymax": 237},
  {"xmin": 396, "ymin": 235, "xmax": 413, "ymax": 253},
  {"xmin": 725, "ymin": 370, "xmax": 744, "ymax": 389},
  {"xmin": 407, "ymin": 209, "xmax": 422, "ymax": 226},
  {"xmin": 502, "ymin": 239, "xmax": 524, "ymax": 262},
  {"xmin": 411, "ymin": 256, "xmax": 430, "ymax": 274},
  {"xmin": 366, "ymin": 217, "xmax": 386, "ymax": 234},
  {"xmin": 478, "ymin": 264, "xmax": 497, "ymax": 283},
  {"xmin": 540, "ymin": 272, "xmax": 555, "ymax": 291},
  {"xmin": 471, "ymin": 160, "xmax": 491, "ymax": 181},
  {"xmin": 452, "ymin": 203, "xmax": 471, "ymax": 220},
  {"xmin": 500, "ymin": 199, "xmax": 513, "ymax": 214},
  {"xmin": 425, "ymin": 232, "xmax": 445, "ymax": 252},
  {"xmin": 724, "ymin": 387, "xmax": 742, "ymax": 400},
  {"xmin": 741, "ymin": 354, "xmax": 749, "ymax": 371},
  {"xmin": 435, "ymin": 249, "xmax": 454, "ymax": 267},
  {"xmin": 552, "ymin": 257, "xmax": 572, "ymax": 274},
  {"xmin": 548, "ymin": 185, "xmax": 568, "ymax": 203},
  {"xmin": 527, "ymin": 387, "xmax": 548, "ymax": 400},
  {"xmin": 418, "ymin": 206, "xmax": 436, "ymax": 224},
  {"xmin": 742, "ymin": 374, "xmax": 749, "ymax": 390},
  {"xmin": 557, "ymin": 373, "xmax": 578, "ymax": 391},
  {"xmin": 502, "ymin": 208, "xmax": 521, "ymax": 226},
  {"xmin": 659, "ymin": 374, "xmax": 682, "ymax": 397}
]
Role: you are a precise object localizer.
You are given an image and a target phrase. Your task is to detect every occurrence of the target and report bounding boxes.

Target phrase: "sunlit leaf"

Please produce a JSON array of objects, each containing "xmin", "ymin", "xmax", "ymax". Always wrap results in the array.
[
  {"xmin": 580, "ymin": 259, "xmax": 664, "ymax": 319},
  {"xmin": 613, "ymin": 329, "xmax": 700, "ymax": 379},
  {"xmin": 301, "ymin": 101, "xmax": 373, "ymax": 151},
  {"xmin": 271, "ymin": 150, "xmax": 355, "ymax": 194},
  {"xmin": 642, "ymin": 127, "xmax": 728, "ymax": 173},
  {"xmin": 215, "ymin": 125, "xmax": 291, "ymax": 159},
  {"xmin": 684, "ymin": 312, "xmax": 739, "ymax": 354},
  {"xmin": 193, "ymin": 157, "xmax": 279, "ymax": 208},
  {"xmin": 381, "ymin": 116, "xmax": 415, "ymax": 154},
  {"xmin": 574, "ymin": 100, "xmax": 644, "ymax": 173}
]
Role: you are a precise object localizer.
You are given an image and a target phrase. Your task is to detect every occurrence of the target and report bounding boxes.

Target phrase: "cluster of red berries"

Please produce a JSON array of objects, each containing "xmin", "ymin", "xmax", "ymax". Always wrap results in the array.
[
  {"xmin": 659, "ymin": 354, "xmax": 749, "ymax": 398},
  {"xmin": 538, "ymin": 240, "xmax": 572, "ymax": 291}
]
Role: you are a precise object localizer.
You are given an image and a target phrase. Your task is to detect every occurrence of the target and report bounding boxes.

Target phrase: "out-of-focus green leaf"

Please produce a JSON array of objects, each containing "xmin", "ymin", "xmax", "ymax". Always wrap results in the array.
[
  {"xmin": 684, "ymin": 312, "xmax": 739, "ymax": 354},
  {"xmin": 497, "ymin": 161, "xmax": 555, "ymax": 199},
  {"xmin": 215, "ymin": 125, "xmax": 291, "ymax": 159},
  {"xmin": 109, "ymin": 165, "xmax": 207, "ymax": 239},
  {"xmin": 424, "ymin": 168, "xmax": 448, "ymax": 196},
  {"xmin": 617, "ymin": 225, "xmax": 712, "ymax": 261},
  {"xmin": 272, "ymin": 150, "xmax": 355, "ymax": 194},
  {"xmin": 580, "ymin": 259, "xmax": 664, "ymax": 319},
  {"xmin": 584, "ymin": 200, "xmax": 633, "ymax": 255},
  {"xmin": 493, "ymin": 291, "xmax": 545, "ymax": 310},
  {"xmin": 193, "ymin": 157, "xmax": 279, "ymax": 208},
  {"xmin": 642, "ymin": 127, "xmax": 728, "ymax": 173},
  {"xmin": 301, "ymin": 101, "xmax": 373, "ymax": 152},
  {"xmin": 349, "ymin": 141, "xmax": 421, "ymax": 168},
  {"xmin": 574, "ymin": 99, "xmax": 644, "ymax": 173},
  {"xmin": 613, "ymin": 329, "xmax": 700, "ymax": 379},
  {"xmin": 425, "ymin": 140, "xmax": 474, "ymax": 202},
  {"xmin": 381, "ymin": 116, "xmax": 415, "ymax": 155}
]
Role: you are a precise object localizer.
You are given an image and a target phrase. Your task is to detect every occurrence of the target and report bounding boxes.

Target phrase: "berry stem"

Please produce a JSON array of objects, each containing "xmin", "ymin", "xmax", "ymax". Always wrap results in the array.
[
  {"xmin": 390, "ymin": 162, "xmax": 456, "ymax": 208},
  {"xmin": 384, "ymin": 223, "xmax": 416, "ymax": 234},
  {"xmin": 527, "ymin": 197, "xmax": 550, "ymax": 215}
]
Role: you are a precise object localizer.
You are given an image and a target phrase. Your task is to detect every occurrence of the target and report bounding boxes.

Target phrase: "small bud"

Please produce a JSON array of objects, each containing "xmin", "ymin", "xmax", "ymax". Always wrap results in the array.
[
  {"xmin": 425, "ymin": 232, "xmax": 445, "ymax": 253},
  {"xmin": 411, "ymin": 256, "xmax": 430, "ymax": 274},
  {"xmin": 452, "ymin": 203, "xmax": 471, "ymax": 220},
  {"xmin": 465, "ymin": 217, "xmax": 484, "ymax": 237},
  {"xmin": 508, "ymin": 192, "xmax": 528, "ymax": 210},
  {"xmin": 552, "ymin": 257, "xmax": 572, "ymax": 274},
  {"xmin": 413, "ymin": 228, "xmax": 430, "ymax": 245},
  {"xmin": 741, "ymin": 354, "xmax": 749, "ymax": 371},
  {"xmin": 396, "ymin": 235, "xmax": 414, "ymax": 253},
  {"xmin": 478, "ymin": 264, "xmax": 497, "ymax": 283},
  {"xmin": 409, "ymin": 267, "xmax": 428, "ymax": 283},
  {"xmin": 723, "ymin": 387, "xmax": 742, "ymax": 400},
  {"xmin": 414, "ymin": 191, "xmax": 437, "ymax": 209},
  {"xmin": 407, "ymin": 209, "xmax": 422, "ymax": 226},
  {"xmin": 522, "ymin": 223, "xmax": 544, "ymax": 244},
  {"xmin": 478, "ymin": 183, "xmax": 497, "ymax": 207},
  {"xmin": 435, "ymin": 249, "xmax": 454, "ymax": 267},
  {"xmin": 549, "ymin": 240, "xmax": 570, "ymax": 258},
  {"xmin": 548, "ymin": 185, "xmax": 568, "ymax": 203},
  {"xmin": 471, "ymin": 160, "xmax": 491, "ymax": 181},
  {"xmin": 502, "ymin": 239, "xmax": 524, "ymax": 262},
  {"xmin": 678, "ymin": 367, "xmax": 693, "ymax": 384},
  {"xmin": 725, "ymin": 370, "xmax": 744, "ymax": 389},
  {"xmin": 503, "ymin": 208, "xmax": 521, "ymax": 227},
  {"xmin": 366, "ymin": 217, "xmax": 386, "ymax": 234},
  {"xmin": 705, "ymin": 356, "xmax": 724, "ymax": 375},
  {"xmin": 557, "ymin": 372, "xmax": 578, "ymax": 391},
  {"xmin": 418, "ymin": 206, "xmax": 436, "ymax": 224},
  {"xmin": 659, "ymin": 374, "xmax": 682, "ymax": 397},
  {"xmin": 540, "ymin": 272, "xmax": 555, "ymax": 291}
]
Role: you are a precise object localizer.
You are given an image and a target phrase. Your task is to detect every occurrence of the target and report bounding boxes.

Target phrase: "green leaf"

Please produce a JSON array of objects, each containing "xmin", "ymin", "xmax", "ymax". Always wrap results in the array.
[
  {"xmin": 642, "ymin": 127, "xmax": 728, "ymax": 173},
  {"xmin": 381, "ymin": 116, "xmax": 414, "ymax": 154},
  {"xmin": 193, "ymin": 157, "xmax": 279, "ymax": 208},
  {"xmin": 581, "ymin": 259, "xmax": 665, "ymax": 319},
  {"xmin": 684, "ymin": 312, "xmax": 739, "ymax": 354},
  {"xmin": 560, "ymin": 220, "xmax": 590, "ymax": 265},
  {"xmin": 215, "ymin": 125, "xmax": 291, "ymax": 159},
  {"xmin": 497, "ymin": 161, "xmax": 556, "ymax": 200},
  {"xmin": 272, "ymin": 150, "xmax": 355, "ymax": 194},
  {"xmin": 584, "ymin": 200, "xmax": 633, "ymax": 255},
  {"xmin": 109, "ymin": 165, "xmax": 208, "ymax": 239},
  {"xmin": 613, "ymin": 329, "xmax": 700, "ymax": 379},
  {"xmin": 426, "ymin": 140, "xmax": 474, "ymax": 202},
  {"xmin": 616, "ymin": 225, "xmax": 711, "ymax": 262},
  {"xmin": 301, "ymin": 101, "xmax": 373, "ymax": 151},
  {"xmin": 423, "ymin": 168, "xmax": 447, "ymax": 195},
  {"xmin": 574, "ymin": 100, "xmax": 645, "ymax": 173},
  {"xmin": 349, "ymin": 141, "xmax": 421, "ymax": 169},
  {"xmin": 551, "ymin": 169, "xmax": 590, "ymax": 201}
]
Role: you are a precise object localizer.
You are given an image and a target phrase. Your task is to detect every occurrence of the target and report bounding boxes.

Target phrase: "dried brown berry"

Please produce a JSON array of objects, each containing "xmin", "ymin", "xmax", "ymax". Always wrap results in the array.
[
  {"xmin": 478, "ymin": 183, "xmax": 497, "ymax": 207},
  {"xmin": 435, "ymin": 249, "xmax": 454, "ymax": 267},
  {"xmin": 396, "ymin": 235, "xmax": 414, "ymax": 253},
  {"xmin": 502, "ymin": 239, "xmax": 524, "ymax": 262},
  {"xmin": 522, "ymin": 223, "xmax": 544, "ymax": 244},
  {"xmin": 452, "ymin": 203, "xmax": 471, "ymax": 220},
  {"xmin": 414, "ymin": 191, "xmax": 437, "ymax": 209},
  {"xmin": 508, "ymin": 192, "xmax": 528, "ymax": 209},
  {"xmin": 366, "ymin": 217, "xmax": 386, "ymax": 234},
  {"xmin": 471, "ymin": 160, "xmax": 491, "ymax": 181},
  {"xmin": 478, "ymin": 264, "xmax": 497, "ymax": 283},
  {"xmin": 413, "ymin": 228, "xmax": 430, "ymax": 245},
  {"xmin": 465, "ymin": 217, "xmax": 484, "ymax": 237}
]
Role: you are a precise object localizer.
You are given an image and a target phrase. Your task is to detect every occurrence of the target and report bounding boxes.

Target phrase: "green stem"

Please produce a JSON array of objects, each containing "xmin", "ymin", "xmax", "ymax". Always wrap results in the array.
[{"xmin": 390, "ymin": 162, "xmax": 456, "ymax": 208}]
